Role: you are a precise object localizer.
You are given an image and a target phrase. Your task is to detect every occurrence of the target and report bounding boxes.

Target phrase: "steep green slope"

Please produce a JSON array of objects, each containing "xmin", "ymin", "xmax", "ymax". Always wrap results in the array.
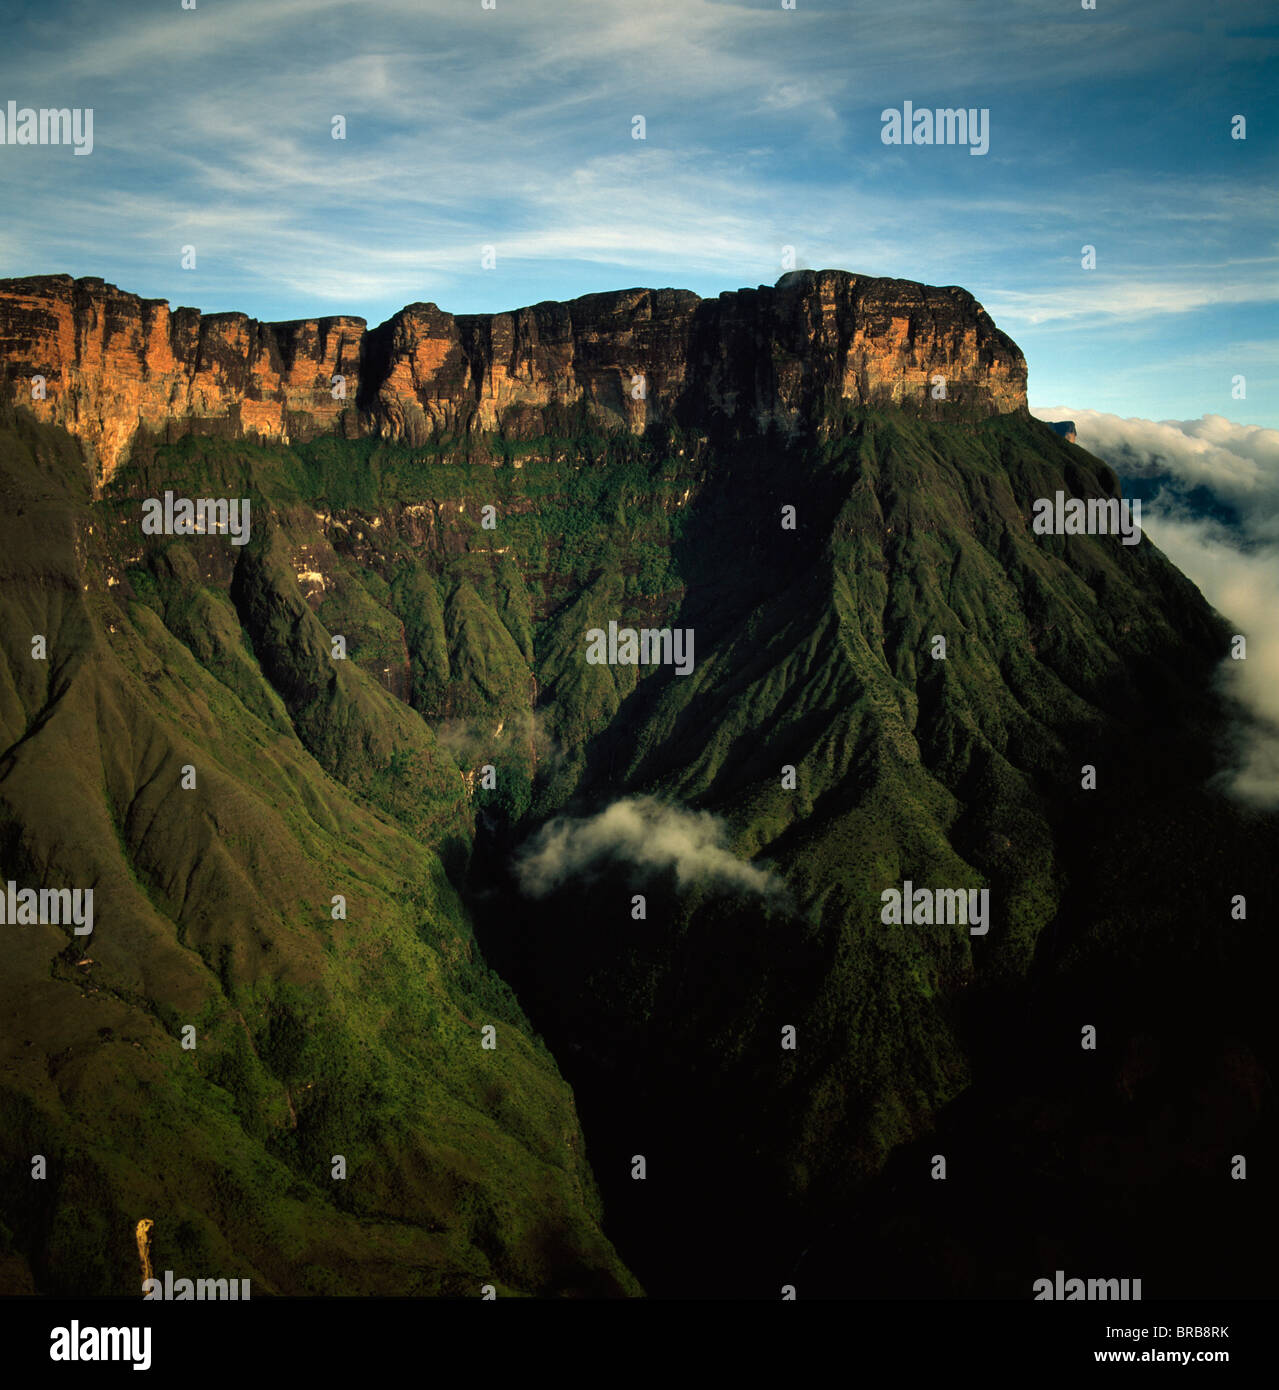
[
  {"xmin": 457, "ymin": 411, "xmax": 1276, "ymax": 1295},
  {"xmin": 0, "ymin": 410, "xmax": 635, "ymax": 1296},
  {"xmin": 1, "ymin": 395, "xmax": 1272, "ymax": 1299}
]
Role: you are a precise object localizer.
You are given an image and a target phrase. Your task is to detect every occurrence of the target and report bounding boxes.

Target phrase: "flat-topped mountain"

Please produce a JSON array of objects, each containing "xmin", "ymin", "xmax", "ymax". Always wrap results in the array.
[
  {"xmin": 0, "ymin": 270, "xmax": 1027, "ymax": 480},
  {"xmin": 0, "ymin": 263, "xmax": 1270, "ymax": 1301}
]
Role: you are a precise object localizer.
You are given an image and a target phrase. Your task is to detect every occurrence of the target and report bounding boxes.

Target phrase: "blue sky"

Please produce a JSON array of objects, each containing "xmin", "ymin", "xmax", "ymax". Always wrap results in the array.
[{"xmin": 1, "ymin": 0, "xmax": 1275, "ymax": 424}]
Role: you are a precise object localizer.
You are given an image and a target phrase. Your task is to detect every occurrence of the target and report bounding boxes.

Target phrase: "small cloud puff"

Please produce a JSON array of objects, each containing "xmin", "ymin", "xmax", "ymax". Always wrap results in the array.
[{"xmin": 515, "ymin": 796, "xmax": 781, "ymax": 898}]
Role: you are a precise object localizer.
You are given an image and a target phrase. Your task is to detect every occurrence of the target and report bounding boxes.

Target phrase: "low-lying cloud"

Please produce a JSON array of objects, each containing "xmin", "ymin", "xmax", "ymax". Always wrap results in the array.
[
  {"xmin": 1033, "ymin": 406, "xmax": 1279, "ymax": 806},
  {"xmin": 515, "ymin": 796, "xmax": 782, "ymax": 899}
]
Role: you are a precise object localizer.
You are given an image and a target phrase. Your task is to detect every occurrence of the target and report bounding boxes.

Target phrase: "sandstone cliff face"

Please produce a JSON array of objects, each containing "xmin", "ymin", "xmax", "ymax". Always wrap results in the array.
[
  {"xmin": 0, "ymin": 269, "xmax": 1027, "ymax": 482},
  {"xmin": 0, "ymin": 275, "xmax": 366, "ymax": 480}
]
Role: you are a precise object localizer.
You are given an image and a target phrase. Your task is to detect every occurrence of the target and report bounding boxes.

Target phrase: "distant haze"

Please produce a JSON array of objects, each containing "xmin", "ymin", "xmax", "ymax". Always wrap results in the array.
[{"xmin": 1034, "ymin": 406, "xmax": 1279, "ymax": 806}]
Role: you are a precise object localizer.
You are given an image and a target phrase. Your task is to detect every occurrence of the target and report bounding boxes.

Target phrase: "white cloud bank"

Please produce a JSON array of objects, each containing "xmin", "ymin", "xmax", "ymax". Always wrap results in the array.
[
  {"xmin": 515, "ymin": 796, "xmax": 781, "ymax": 898},
  {"xmin": 1033, "ymin": 406, "xmax": 1279, "ymax": 806}
]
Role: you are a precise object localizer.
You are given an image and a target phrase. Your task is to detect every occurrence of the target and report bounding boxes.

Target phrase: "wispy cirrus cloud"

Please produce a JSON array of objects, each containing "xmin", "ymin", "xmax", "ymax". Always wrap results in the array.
[
  {"xmin": 2, "ymin": 0, "xmax": 1275, "ymax": 424},
  {"xmin": 989, "ymin": 271, "xmax": 1279, "ymax": 328}
]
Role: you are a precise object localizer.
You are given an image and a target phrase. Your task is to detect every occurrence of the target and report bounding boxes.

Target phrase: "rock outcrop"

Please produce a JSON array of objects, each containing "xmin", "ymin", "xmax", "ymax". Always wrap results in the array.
[{"xmin": 0, "ymin": 269, "xmax": 1028, "ymax": 482}]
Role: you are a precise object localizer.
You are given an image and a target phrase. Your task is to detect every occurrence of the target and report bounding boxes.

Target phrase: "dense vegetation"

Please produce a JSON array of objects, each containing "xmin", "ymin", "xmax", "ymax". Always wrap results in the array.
[{"xmin": 0, "ymin": 400, "xmax": 1273, "ymax": 1297}]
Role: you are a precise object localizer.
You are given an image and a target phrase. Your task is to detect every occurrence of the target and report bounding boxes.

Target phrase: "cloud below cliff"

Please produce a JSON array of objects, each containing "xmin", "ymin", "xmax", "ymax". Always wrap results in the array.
[
  {"xmin": 1033, "ymin": 407, "xmax": 1279, "ymax": 805},
  {"xmin": 515, "ymin": 796, "xmax": 782, "ymax": 899}
]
